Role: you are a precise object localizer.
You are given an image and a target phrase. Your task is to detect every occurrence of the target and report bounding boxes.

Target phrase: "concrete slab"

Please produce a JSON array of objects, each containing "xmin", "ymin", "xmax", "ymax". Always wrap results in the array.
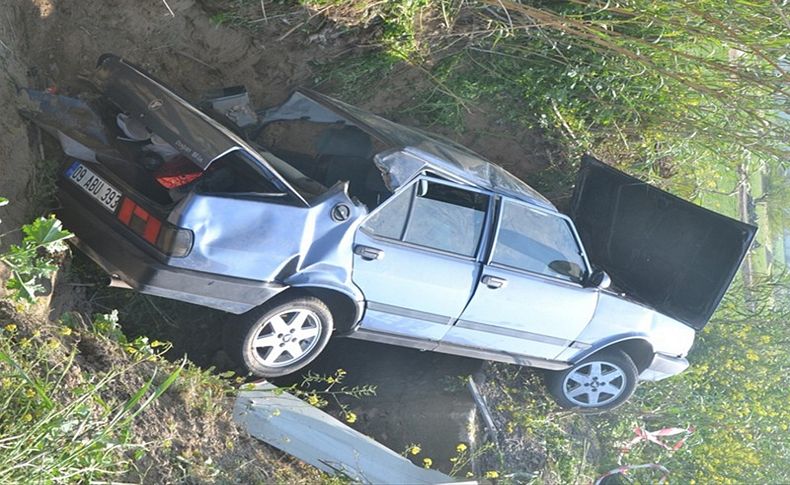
[{"xmin": 234, "ymin": 381, "xmax": 470, "ymax": 484}]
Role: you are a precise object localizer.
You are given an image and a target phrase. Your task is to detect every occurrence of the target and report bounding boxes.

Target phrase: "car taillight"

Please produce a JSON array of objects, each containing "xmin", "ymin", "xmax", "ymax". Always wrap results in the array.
[{"xmin": 117, "ymin": 197, "xmax": 193, "ymax": 257}]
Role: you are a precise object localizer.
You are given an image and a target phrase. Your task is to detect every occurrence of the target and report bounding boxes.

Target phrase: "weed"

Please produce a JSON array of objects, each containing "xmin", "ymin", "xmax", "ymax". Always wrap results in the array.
[
  {"xmin": 275, "ymin": 368, "xmax": 377, "ymax": 424},
  {"xmin": 0, "ymin": 312, "xmax": 181, "ymax": 483},
  {"xmin": 312, "ymin": 51, "xmax": 400, "ymax": 102},
  {"xmin": 0, "ymin": 212, "xmax": 71, "ymax": 302}
]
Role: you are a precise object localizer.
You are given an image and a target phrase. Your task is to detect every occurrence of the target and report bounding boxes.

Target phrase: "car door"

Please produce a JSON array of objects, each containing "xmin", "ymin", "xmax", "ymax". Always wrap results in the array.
[
  {"xmin": 352, "ymin": 177, "xmax": 491, "ymax": 346},
  {"xmin": 440, "ymin": 197, "xmax": 599, "ymax": 360}
]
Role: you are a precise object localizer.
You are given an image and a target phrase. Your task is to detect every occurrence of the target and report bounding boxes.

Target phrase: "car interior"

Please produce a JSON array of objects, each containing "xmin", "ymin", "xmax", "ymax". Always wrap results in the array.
[{"xmin": 255, "ymin": 118, "xmax": 392, "ymax": 208}]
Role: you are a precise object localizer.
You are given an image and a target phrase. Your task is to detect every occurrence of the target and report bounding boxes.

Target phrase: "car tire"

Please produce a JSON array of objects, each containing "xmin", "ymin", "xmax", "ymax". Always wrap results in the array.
[
  {"xmin": 224, "ymin": 296, "xmax": 334, "ymax": 378},
  {"xmin": 546, "ymin": 349, "xmax": 638, "ymax": 413}
]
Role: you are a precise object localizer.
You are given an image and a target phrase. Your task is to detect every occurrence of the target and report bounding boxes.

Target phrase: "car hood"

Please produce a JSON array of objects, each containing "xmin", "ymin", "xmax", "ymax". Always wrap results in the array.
[{"xmin": 570, "ymin": 155, "xmax": 757, "ymax": 330}]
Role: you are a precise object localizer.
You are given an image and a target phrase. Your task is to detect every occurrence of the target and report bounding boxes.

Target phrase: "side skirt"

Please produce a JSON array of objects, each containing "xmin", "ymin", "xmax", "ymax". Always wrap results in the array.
[{"xmin": 347, "ymin": 329, "xmax": 572, "ymax": 371}]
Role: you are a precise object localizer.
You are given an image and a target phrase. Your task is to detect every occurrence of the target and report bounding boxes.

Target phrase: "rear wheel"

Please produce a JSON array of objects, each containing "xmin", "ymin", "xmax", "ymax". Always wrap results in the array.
[
  {"xmin": 224, "ymin": 296, "xmax": 333, "ymax": 377},
  {"xmin": 546, "ymin": 350, "xmax": 638, "ymax": 413}
]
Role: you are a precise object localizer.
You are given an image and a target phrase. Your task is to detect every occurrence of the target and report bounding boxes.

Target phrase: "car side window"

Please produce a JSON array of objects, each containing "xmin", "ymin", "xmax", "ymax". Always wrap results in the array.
[
  {"xmin": 493, "ymin": 200, "xmax": 587, "ymax": 283},
  {"xmin": 362, "ymin": 180, "xmax": 489, "ymax": 257},
  {"xmin": 362, "ymin": 184, "xmax": 414, "ymax": 240}
]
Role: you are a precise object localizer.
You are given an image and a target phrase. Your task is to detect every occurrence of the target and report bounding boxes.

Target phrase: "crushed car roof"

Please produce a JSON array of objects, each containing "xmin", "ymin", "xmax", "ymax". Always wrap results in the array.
[{"xmin": 263, "ymin": 89, "xmax": 557, "ymax": 211}]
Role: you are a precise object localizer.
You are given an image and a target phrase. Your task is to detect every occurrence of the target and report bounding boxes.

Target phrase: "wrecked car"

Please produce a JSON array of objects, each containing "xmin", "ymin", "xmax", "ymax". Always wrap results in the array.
[{"xmin": 20, "ymin": 54, "xmax": 756, "ymax": 411}]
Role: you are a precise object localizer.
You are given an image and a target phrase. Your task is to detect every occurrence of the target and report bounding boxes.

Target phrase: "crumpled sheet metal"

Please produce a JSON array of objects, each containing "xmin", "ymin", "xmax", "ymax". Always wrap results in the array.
[
  {"xmin": 18, "ymin": 89, "xmax": 119, "ymax": 162},
  {"xmin": 234, "ymin": 381, "xmax": 465, "ymax": 484}
]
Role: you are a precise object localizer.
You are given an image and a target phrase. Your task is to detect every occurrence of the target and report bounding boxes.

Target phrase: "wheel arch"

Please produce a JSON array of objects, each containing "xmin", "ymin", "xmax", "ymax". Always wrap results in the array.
[
  {"xmin": 573, "ymin": 336, "xmax": 655, "ymax": 373},
  {"xmin": 272, "ymin": 286, "xmax": 363, "ymax": 334}
]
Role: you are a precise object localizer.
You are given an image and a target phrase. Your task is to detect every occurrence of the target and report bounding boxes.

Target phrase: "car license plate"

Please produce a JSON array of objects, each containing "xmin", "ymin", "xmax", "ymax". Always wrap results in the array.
[{"xmin": 65, "ymin": 162, "xmax": 122, "ymax": 213}]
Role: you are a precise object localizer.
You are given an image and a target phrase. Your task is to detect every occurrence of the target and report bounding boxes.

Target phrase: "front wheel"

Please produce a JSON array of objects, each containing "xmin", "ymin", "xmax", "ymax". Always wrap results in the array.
[
  {"xmin": 224, "ymin": 296, "xmax": 334, "ymax": 378},
  {"xmin": 546, "ymin": 349, "xmax": 638, "ymax": 413}
]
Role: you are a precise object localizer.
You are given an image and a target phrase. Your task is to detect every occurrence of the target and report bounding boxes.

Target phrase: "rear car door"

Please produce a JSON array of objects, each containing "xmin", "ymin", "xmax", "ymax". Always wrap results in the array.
[
  {"xmin": 352, "ymin": 178, "xmax": 491, "ymax": 345},
  {"xmin": 441, "ymin": 198, "xmax": 598, "ymax": 360}
]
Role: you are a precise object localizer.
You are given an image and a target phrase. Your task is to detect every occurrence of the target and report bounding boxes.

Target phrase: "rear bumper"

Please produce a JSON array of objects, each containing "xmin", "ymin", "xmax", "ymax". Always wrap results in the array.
[
  {"xmin": 57, "ymin": 185, "xmax": 285, "ymax": 314},
  {"xmin": 639, "ymin": 353, "xmax": 690, "ymax": 381}
]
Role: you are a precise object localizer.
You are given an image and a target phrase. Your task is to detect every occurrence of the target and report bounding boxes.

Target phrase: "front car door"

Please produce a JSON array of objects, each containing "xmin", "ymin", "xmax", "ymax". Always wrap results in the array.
[
  {"xmin": 440, "ymin": 197, "xmax": 599, "ymax": 362},
  {"xmin": 351, "ymin": 177, "xmax": 492, "ymax": 347}
]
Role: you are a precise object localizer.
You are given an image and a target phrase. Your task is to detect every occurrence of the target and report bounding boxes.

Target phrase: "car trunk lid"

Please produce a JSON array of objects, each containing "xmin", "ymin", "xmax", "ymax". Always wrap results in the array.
[
  {"xmin": 93, "ymin": 55, "xmax": 307, "ymax": 205},
  {"xmin": 570, "ymin": 155, "xmax": 757, "ymax": 330}
]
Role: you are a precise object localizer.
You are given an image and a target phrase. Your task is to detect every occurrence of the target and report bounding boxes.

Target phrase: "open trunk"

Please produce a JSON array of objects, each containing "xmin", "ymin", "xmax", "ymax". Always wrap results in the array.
[
  {"xmin": 570, "ymin": 155, "xmax": 757, "ymax": 330},
  {"xmin": 20, "ymin": 55, "xmax": 313, "ymax": 210}
]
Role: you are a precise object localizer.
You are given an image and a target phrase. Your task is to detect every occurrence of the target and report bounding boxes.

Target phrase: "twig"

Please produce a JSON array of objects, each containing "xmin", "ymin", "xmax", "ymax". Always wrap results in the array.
[
  {"xmin": 467, "ymin": 376, "xmax": 498, "ymax": 442},
  {"xmin": 260, "ymin": 0, "xmax": 268, "ymax": 23},
  {"xmin": 144, "ymin": 296, "xmax": 178, "ymax": 329},
  {"xmin": 161, "ymin": 0, "xmax": 175, "ymax": 17},
  {"xmin": 277, "ymin": 21, "xmax": 305, "ymax": 41},
  {"xmin": 171, "ymin": 50, "xmax": 224, "ymax": 79},
  {"xmin": 550, "ymin": 99, "xmax": 580, "ymax": 144}
]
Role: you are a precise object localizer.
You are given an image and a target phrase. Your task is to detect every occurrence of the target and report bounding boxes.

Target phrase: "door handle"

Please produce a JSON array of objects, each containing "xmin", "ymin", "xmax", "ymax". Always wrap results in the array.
[
  {"xmin": 482, "ymin": 275, "xmax": 507, "ymax": 289},
  {"xmin": 354, "ymin": 245, "xmax": 384, "ymax": 261}
]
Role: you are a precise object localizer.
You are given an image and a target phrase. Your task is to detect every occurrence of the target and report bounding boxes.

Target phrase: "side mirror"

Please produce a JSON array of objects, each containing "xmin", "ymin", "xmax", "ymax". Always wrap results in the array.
[{"xmin": 588, "ymin": 269, "xmax": 612, "ymax": 289}]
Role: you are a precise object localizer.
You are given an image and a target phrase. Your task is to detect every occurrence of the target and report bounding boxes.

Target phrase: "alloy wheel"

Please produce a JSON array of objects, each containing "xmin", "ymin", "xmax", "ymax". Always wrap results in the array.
[
  {"xmin": 562, "ymin": 361, "xmax": 627, "ymax": 407},
  {"xmin": 250, "ymin": 309, "xmax": 322, "ymax": 367}
]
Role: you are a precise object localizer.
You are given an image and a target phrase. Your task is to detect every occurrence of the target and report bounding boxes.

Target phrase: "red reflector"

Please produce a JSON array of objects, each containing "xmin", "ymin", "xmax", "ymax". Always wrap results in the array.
[
  {"xmin": 143, "ymin": 218, "xmax": 162, "ymax": 244},
  {"xmin": 154, "ymin": 157, "xmax": 204, "ymax": 189},
  {"xmin": 118, "ymin": 198, "xmax": 135, "ymax": 225},
  {"xmin": 133, "ymin": 206, "xmax": 150, "ymax": 221}
]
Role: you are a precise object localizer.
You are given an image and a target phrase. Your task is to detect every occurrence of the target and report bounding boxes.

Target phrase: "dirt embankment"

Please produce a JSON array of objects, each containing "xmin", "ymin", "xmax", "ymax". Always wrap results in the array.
[
  {"xmin": 0, "ymin": 12, "xmax": 37, "ymax": 244},
  {"xmin": 3, "ymin": 0, "xmax": 553, "ymax": 230}
]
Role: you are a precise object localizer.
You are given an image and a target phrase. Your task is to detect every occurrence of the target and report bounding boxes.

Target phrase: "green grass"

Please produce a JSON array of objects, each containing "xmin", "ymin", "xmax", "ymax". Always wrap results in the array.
[
  {"xmin": 0, "ymin": 312, "xmax": 181, "ymax": 483},
  {"xmin": 312, "ymin": 52, "xmax": 401, "ymax": 103}
]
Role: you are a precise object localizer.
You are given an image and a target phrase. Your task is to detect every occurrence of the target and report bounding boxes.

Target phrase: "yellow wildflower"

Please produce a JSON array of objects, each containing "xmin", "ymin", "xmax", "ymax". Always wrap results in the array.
[
  {"xmin": 456, "ymin": 443, "xmax": 468, "ymax": 453},
  {"xmin": 307, "ymin": 394, "xmax": 320, "ymax": 406},
  {"xmin": 59, "ymin": 327, "xmax": 72, "ymax": 336},
  {"xmin": 484, "ymin": 470, "xmax": 499, "ymax": 479},
  {"xmin": 345, "ymin": 412, "xmax": 357, "ymax": 424},
  {"xmin": 24, "ymin": 388, "xmax": 36, "ymax": 399},
  {"xmin": 22, "ymin": 413, "xmax": 33, "ymax": 422},
  {"xmin": 4, "ymin": 324, "xmax": 17, "ymax": 333},
  {"xmin": 422, "ymin": 457, "xmax": 432, "ymax": 468},
  {"xmin": 409, "ymin": 445, "xmax": 421, "ymax": 455}
]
